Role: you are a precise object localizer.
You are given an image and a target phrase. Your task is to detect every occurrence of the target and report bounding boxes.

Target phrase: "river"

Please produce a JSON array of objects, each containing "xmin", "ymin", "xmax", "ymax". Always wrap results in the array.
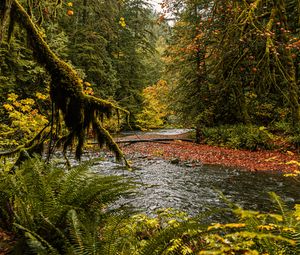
[
  {"xmin": 74, "ymin": 128, "xmax": 300, "ymax": 217},
  {"xmin": 89, "ymin": 156, "xmax": 300, "ymax": 217}
]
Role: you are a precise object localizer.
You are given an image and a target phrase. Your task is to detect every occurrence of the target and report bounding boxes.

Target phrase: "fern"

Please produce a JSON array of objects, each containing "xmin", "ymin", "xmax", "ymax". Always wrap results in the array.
[
  {"xmin": 101, "ymin": 212, "xmax": 135, "ymax": 255},
  {"xmin": 14, "ymin": 223, "xmax": 60, "ymax": 255},
  {"xmin": 269, "ymin": 192, "xmax": 290, "ymax": 223},
  {"xmin": 139, "ymin": 221, "xmax": 205, "ymax": 255},
  {"xmin": 0, "ymin": 157, "xmax": 135, "ymax": 254},
  {"xmin": 66, "ymin": 210, "xmax": 85, "ymax": 254}
]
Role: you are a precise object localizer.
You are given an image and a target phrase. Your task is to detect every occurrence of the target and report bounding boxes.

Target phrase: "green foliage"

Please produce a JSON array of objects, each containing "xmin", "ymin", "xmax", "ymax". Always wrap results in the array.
[
  {"xmin": 113, "ymin": 0, "xmax": 163, "ymax": 126},
  {"xmin": 101, "ymin": 208, "xmax": 195, "ymax": 255},
  {"xmin": 0, "ymin": 38, "xmax": 48, "ymax": 104},
  {"xmin": 124, "ymin": 194, "xmax": 300, "ymax": 255},
  {"xmin": 1, "ymin": 0, "xmax": 166, "ymax": 135},
  {"xmin": 270, "ymin": 121, "xmax": 300, "ymax": 148},
  {"xmin": 2, "ymin": 158, "xmax": 300, "ymax": 255},
  {"xmin": 0, "ymin": 0, "xmax": 133, "ymax": 167},
  {"xmin": 0, "ymin": 158, "xmax": 135, "ymax": 254},
  {"xmin": 201, "ymin": 125, "xmax": 274, "ymax": 150}
]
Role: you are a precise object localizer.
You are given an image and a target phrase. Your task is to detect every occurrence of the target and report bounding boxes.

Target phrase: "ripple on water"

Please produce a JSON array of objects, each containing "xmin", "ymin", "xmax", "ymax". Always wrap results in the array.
[{"xmin": 90, "ymin": 158, "xmax": 300, "ymax": 216}]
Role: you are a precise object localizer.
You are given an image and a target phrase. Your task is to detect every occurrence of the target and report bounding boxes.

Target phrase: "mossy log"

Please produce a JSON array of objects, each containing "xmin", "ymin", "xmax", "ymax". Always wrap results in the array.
[
  {"xmin": 113, "ymin": 138, "xmax": 195, "ymax": 144},
  {"xmin": 0, "ymin": 0, "xmax": 130, "ymax": 168}
]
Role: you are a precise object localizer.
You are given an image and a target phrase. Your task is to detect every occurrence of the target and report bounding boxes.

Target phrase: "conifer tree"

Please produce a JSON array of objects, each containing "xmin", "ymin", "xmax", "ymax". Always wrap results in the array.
[
  {"xmin": 59, "ymin": 0, "xmax": 120, "ymax": 98},
  {"xmin": 114, "ymin": 0, "xmax": 157, "ymax": 126}
]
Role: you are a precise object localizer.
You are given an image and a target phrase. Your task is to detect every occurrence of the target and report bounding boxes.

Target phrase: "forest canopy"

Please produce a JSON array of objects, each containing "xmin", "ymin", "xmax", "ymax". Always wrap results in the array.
[{"xmin": 0, "ymin": 0, "xmax": 299, "ymax": 158}]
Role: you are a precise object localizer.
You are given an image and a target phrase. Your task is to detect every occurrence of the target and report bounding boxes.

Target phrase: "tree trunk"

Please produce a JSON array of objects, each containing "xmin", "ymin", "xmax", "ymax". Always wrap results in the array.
[
  {"xmin": 195, "ymin": 125, "xmax": 202, "ymax": 144},
  {"xmin": 0, "ymin": 0, "xmax": 13, "ymax": 41}
]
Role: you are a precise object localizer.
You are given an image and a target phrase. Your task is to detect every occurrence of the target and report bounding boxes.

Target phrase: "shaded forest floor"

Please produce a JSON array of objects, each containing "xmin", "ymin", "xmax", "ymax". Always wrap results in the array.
[{"xmin": 118, "ymin": 133, "xmax": 300, "ymax": 172}]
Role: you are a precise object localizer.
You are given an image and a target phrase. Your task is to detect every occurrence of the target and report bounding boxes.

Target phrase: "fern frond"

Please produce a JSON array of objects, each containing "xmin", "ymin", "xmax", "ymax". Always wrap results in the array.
[
  {"xmin": 67, "ymin": 209, "xmax": 85, "ymax": 255},
  {"xmin": 1, "ymin": 158, "xmax": 135, "ymax": 253},
  {"xmin": 269, "ymin": 192, "xmax": 289, "ymax": 222},
  {"xmin": 140, "ymin": 221, "xmax": 203, "ymax": 255},
  {"xmin": 14, "ymin": 223, "xmax": 60, "ymax": 254},
  {"xmin": 101, "ymin": 212, "xmax": 133, "ymax": 255}
]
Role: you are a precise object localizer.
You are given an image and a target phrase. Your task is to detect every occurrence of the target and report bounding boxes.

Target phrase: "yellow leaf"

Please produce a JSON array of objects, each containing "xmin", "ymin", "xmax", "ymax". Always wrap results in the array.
[
  {"xmin": 119, "ymin": 17, "xmax": 126, "ymax": 27},
  {"xmin": 3, "ymin": 103, "xmax": 14, "ymax": 111},
  {"xmin": 264, "ymin": 156, "xmax": 277, "ymax": 162},
  {"xmin": 257, "ymin": 224, "xmax": 276, "ymax": 231},
  {"xmin": 20, "ymin": 98, "xmax": 35, "ymax": 106},
  {"xmin": 285, "ymin": 160, "xmax": 300, "ymax": 166},
  {"xmin": 13, "ymin": 101, "xmax": 21, "ymax": 108},
  {"xmin": 224, "ymin": 223, "xmax": 246, "ymax": 228},
  {"xmin": 207, "ymin": 223, "xmax": 222, "ymax": 230},
  {"xmin": 7, "ymin": 93, "xmax": 18, "ymax": 102},
  {"xmin": 294, "ymin": 204, "xmax": 300, "ymax": 220},
  {"xmin": 284, "ymin": 173, "xmax": 298, "ymax": 177},
  {"xmin": 20, "ymin": 105, "xmax": 31, "ymax": 112},
  {"xmin": 36, "ymin": 92, "xmax": 48, "ymax": 100}
]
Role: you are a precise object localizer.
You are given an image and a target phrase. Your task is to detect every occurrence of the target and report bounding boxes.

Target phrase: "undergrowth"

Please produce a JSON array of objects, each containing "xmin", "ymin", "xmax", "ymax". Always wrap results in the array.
[
  {"xmin": 201, "ymin": 125, "xmax": 275, "ymax": 150},
  {"xmin": 2, "ymin": 159, "xmax": 300, "ymax": 254},
  {"xmin": 0, "ymin": 158, "xmax": 135, "ymax": 254}
]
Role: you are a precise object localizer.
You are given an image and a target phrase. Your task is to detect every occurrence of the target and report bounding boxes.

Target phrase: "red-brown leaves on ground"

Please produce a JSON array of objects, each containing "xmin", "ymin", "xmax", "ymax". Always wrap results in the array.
[{"xmin": 120, "ymin": 135, "xmax": 299, "ymax": 172}]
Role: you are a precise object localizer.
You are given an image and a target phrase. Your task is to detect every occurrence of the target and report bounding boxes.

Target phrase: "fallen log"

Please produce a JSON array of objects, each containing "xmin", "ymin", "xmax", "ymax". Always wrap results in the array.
[{"xmin": 88, "ymin": 138, "xmax": 195, "ymax": 145}]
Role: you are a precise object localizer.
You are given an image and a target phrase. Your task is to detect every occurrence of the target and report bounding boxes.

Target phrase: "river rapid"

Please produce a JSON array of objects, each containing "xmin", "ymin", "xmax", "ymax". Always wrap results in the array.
[{"xmin": 88, "ymin": 155, "xmax": 300, "ymax": 217}]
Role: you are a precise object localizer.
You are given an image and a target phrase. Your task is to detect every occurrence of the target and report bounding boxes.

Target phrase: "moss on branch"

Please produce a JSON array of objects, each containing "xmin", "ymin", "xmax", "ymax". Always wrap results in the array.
[{"xmin": 1, "ymin": 0, "xmax": 130, "ymax": 168}]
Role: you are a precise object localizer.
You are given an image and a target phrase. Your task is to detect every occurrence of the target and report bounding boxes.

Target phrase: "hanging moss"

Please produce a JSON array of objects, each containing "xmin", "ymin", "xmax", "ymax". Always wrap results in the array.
[{"xmin": 1, "ymin": 0, "xmax": 130, "ymax": 168}]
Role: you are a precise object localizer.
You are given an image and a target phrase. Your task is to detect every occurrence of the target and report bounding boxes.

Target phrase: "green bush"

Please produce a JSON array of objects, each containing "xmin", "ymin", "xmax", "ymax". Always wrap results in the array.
[
  {"xmin": 271, "ymin": 121, "xmax": 300, "ymax": 148},
  {"xmin": 202, "ymin": 125, "xmax": 274, "ymax": 150}
]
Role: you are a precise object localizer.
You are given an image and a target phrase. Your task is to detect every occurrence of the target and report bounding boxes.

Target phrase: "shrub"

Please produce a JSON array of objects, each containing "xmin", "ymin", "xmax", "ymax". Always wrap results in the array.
[
  {"xmin": 0, "ymin": 93, "xmax": 48, "ymax": 149},
  {"xmin": 127, "ymin": 194, "xmax": 300, "ymax": 255},
  {"xmin": 202, "ymin": 125, "xmax": 274, "ymax": 150},
  {"xmin": 136, "ymin": 80, "xmax": 172, "ymax": 129}
]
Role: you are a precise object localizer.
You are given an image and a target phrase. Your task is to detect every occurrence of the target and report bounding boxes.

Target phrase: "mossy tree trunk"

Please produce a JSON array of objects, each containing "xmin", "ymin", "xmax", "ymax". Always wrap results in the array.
[
  {"xmin": 0, "ymin": 0, "xmax": 130, "ymax": 168},
  {"xmin": 0, "ymin": 0, "xmax": 12, "ymax": 41}
]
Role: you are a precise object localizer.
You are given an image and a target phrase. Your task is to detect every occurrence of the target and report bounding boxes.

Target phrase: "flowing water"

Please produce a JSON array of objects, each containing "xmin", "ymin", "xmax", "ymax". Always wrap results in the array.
[
  {"xmin": 90, "ymin": 157, "xmax": 300, "ymax": 216},
  {"xmin": 68, "ymin": 128, "xmax": 300, "ymax": 217}
]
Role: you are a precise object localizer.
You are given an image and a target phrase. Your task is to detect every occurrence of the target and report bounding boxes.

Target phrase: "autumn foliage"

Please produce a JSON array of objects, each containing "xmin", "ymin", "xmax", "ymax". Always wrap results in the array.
[{"xmin": 136, "ymin": 80, "xmax": 172, "ymax": 129}]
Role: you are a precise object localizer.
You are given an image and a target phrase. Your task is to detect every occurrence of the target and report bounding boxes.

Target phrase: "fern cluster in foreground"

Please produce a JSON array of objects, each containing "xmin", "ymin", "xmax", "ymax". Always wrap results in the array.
[{"xmin": 0, "ymin": 158, "xmax": 135, "ymax": 254}]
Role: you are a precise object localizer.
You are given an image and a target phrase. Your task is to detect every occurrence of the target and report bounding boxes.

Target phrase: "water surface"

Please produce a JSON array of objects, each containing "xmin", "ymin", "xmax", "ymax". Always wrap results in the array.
[{"xmin": 90, "ymin": 157, "xmax": 300, "ymax": 216}]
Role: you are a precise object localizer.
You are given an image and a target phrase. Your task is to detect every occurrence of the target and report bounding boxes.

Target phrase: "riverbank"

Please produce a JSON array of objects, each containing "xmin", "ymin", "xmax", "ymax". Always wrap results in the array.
[{"xmin": 119, "ymin": 134, "xmax": 299, "ymax": 172}]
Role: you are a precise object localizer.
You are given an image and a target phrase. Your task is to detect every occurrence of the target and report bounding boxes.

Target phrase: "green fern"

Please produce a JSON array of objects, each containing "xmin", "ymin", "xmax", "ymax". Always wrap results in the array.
[
  {"xmin": 0, "ymin": 157, "xmax": 135, "ymax": 254},
  {"xmin": 14, "ymin": 223, "xmax": 60, "ymax": 255}
]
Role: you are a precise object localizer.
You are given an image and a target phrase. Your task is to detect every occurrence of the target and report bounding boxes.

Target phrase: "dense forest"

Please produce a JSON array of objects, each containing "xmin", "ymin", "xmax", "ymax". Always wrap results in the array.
[{"xmin": 1, "ymin": 0, "xmax": 300, "ymax": 254}]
